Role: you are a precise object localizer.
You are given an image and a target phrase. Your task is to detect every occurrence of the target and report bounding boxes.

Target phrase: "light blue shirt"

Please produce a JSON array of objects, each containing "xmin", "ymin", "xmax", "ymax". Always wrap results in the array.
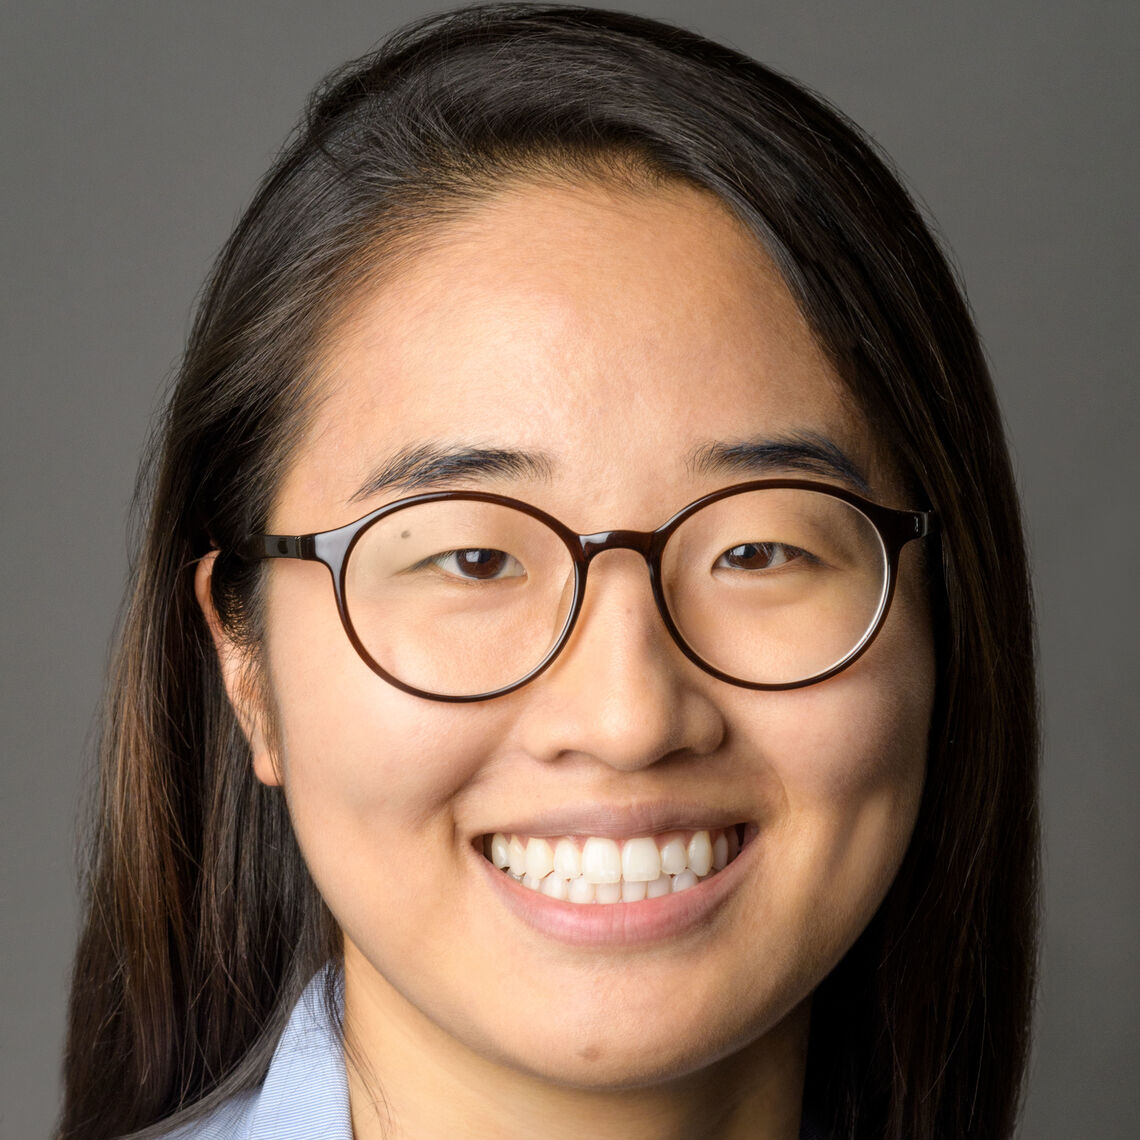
[
  {"xmin": 159, "ymin": 965, "xmax": 826, "ymax": 1139},
  {"xmin": 160, "ymin": 966, "xmax": 351, "ymax": 1139}
]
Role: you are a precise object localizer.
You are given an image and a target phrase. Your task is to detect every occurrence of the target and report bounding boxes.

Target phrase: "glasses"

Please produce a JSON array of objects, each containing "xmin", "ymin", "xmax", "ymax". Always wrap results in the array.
[{"xmin": 235, "ymin": 480, "xmax": 935, "ymax": 702}]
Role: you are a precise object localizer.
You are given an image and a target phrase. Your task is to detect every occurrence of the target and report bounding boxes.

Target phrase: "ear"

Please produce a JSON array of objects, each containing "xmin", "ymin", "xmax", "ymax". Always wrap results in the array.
[{"xmin": 195, "ymin": 550, "xmax": 283, "ymax": 787}]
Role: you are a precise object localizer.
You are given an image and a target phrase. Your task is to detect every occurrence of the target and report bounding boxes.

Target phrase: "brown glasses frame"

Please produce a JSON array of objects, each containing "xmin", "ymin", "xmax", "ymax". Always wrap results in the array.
[{"xmin": 235, "ymin": 479, "xmax": 936, "ymax": 702}]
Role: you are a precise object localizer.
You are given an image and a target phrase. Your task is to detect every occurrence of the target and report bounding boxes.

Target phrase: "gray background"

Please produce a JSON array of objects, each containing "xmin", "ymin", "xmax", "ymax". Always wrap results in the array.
[{"xmin": 2, "ymin": 2, "xmax": 1136, "ymax": 1136}]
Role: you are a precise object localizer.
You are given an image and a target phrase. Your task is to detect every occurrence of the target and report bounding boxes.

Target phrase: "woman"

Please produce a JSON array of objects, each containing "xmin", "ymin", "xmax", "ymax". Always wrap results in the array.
[{"xmin": 59, "ymin": 5, "xmax": 1039, "ymax": 1138}]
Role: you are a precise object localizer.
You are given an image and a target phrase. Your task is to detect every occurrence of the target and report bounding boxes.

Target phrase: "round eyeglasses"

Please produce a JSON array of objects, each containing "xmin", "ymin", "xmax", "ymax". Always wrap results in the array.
[{"xmin": 235, "ymin": 480, "xmax": 935, "ymax": 702}]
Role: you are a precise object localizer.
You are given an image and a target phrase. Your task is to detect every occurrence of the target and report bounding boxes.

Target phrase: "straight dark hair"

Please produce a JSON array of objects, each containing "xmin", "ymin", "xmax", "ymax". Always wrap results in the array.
[{"xmin": 60, "ymin": 6, "xmax": 1038, "ymax": 1138}]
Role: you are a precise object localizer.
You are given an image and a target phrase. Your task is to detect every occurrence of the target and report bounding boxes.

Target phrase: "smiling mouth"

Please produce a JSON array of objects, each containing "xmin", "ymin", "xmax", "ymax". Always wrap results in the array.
[{"xmin": 480, "ymin": 824, "xmax": 752, "ymax": 904}]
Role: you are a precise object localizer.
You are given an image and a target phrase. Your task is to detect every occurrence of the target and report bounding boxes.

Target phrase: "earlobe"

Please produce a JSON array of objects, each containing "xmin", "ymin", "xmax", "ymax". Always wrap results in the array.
[{"xmin": 194, "ymin": 551, "xmax": 283, "ymax": 788}]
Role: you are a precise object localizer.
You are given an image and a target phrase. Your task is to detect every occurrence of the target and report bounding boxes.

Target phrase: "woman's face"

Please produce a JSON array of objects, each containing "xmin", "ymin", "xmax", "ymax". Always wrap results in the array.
[{"xmin": 221, "ymin": 179, "xmax": 934, "ymax": 1091}]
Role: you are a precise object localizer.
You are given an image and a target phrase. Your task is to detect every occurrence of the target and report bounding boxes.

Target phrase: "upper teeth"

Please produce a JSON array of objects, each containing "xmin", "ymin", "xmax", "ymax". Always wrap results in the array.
[{"xmin": 486, "ymin": 827, "xmax": 740, "ymax": 903}]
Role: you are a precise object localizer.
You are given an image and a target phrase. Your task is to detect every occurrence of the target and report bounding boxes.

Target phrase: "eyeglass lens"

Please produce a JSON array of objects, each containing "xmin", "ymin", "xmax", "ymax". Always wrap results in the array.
[{"xmin": 343, "ymin": 488, "xmax": 889, "ymax": 698}]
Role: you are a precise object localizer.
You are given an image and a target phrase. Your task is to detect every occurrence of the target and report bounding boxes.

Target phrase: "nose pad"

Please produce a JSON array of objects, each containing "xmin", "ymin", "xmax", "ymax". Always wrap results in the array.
[{"xmin": 517, "ymin": 549, "xmax": 725, "ymax": 771}]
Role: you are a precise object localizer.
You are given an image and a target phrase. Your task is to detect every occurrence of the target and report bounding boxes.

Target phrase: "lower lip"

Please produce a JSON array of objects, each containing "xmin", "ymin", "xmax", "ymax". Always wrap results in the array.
[{"xmin": 474, "ymin": 832, "xmax": 756, "ymax": 947}]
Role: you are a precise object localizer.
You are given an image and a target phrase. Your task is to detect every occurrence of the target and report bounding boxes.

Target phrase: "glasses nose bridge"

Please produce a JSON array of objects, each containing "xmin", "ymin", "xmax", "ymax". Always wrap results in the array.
[{"xmin": 577, "ymin": 528, "xmax": 659, "ymax": 567}]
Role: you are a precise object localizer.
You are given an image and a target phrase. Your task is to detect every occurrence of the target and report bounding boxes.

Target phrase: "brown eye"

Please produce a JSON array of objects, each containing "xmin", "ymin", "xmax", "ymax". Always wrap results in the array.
[
  {"xmin": 434, "ymin": 549, "xmax": 524, "ymax": 580},
  {"xmin": 716, "ymin": 542, "xmax": 798, "ymax": 570}
]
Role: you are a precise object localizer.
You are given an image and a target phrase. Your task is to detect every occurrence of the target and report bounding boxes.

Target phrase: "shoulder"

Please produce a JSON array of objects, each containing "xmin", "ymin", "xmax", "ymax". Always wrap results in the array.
[
  {"xmin": 147, "ymin": 964, "xmax": 351, "ymax": 1140},
  {"xmin": 151, "ymin": 1089, "xmax": 258, "ymax": 1138}
]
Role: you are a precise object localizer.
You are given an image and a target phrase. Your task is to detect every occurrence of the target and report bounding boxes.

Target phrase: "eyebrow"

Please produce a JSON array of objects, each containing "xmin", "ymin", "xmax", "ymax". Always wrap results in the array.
[
  {"xmin": 349, "ymin": 431, "xmax": 870, "ymax": 505},
  {"xmin": 349, "ymin": 442, "xmax": 555, "ymax": 503},
  {"xmin": 686, "ymin": 433, "xmax": 872, "ymax": 494}
]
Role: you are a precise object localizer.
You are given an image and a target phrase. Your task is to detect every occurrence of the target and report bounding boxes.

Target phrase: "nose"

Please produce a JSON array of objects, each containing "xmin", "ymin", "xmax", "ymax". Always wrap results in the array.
[{"xmin": 513, "ymin": 548, "xmax": 726, "ymax": 771}]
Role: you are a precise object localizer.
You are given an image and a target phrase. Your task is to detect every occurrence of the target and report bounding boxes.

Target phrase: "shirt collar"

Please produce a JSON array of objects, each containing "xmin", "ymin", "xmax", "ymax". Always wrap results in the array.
[{"xmin": 245, "ymin": 963, "xmax": 352, "ymax": 1139}]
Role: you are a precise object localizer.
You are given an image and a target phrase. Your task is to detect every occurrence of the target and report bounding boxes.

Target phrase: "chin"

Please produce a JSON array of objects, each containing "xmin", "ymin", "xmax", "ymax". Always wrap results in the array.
[{"xmin": 473, "ymin": 983, "xmax": 807, "ymax": 1092}]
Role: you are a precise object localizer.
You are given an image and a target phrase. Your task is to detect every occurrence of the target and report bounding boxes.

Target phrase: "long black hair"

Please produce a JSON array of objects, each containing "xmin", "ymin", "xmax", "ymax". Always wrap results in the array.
[{"xmin": 60, "ymin": 7, "xmax": 1038, "ymax": 1138}]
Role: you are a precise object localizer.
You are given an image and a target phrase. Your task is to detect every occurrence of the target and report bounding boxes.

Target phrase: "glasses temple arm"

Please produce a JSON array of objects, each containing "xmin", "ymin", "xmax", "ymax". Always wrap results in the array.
[{"xmin": 233, "ymin": 534, "xmax": 319, "ymax": 561}]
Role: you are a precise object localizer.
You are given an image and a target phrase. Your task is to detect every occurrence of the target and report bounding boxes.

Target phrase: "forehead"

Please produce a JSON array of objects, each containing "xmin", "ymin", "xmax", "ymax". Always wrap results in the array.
[{"xmin": 279, "ymin": 179, "xmax": 880, "ymax": 528}]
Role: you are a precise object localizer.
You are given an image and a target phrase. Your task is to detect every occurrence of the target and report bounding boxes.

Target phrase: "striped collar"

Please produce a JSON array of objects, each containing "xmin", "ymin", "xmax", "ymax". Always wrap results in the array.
[{"xmin": 162, "ymin": 965, "xmax": 351, "ymax": 1139}]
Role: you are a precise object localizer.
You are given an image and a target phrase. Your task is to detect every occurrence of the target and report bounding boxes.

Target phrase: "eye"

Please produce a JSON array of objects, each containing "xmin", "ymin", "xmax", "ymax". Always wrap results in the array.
[
  {"xmin": 714, "ymin": 542, "xmax": 804, "ymax": 571},
  {"xmin": 429, "ymin": 548, "xmax": 525, "ymax": 581}
]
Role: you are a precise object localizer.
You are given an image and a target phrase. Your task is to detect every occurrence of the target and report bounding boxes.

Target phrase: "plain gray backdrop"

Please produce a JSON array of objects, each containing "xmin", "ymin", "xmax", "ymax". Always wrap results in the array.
[{"xmin": 3, "ymin": 2, "xmax": 1136, "ymax": 1136}]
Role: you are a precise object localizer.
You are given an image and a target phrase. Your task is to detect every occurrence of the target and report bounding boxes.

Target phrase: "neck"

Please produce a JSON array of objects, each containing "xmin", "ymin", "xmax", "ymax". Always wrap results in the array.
[{"xmin": 341, "ymin": 945, "xmax": 811, "ymax": 1140}]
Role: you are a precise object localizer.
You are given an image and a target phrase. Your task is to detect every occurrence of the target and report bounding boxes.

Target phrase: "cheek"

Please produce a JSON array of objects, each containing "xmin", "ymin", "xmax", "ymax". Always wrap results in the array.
[
  {"xmin": 255, "ymin": 565, "xmax": 506, "ymax": 904},
  {"xmin": 731, "ymin": 597, "xmax": 934, "ymax": 974},
  {"xmin": 783, "ymin": 542, "xmax": 935, "ymax": 816},
  {"xmin": 776, "ymin": 659, "xmax": 930, "ymax": 805}
]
